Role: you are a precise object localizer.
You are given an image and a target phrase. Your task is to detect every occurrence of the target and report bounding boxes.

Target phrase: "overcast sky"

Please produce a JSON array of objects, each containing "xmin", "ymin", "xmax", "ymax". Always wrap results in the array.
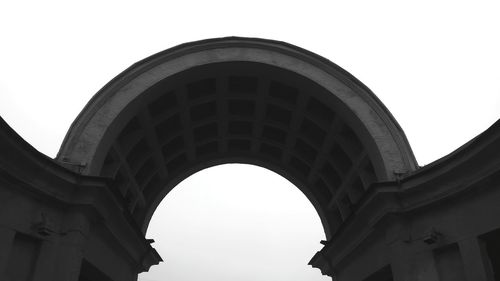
[{"xmin": 1, "ymin": 1, "xmax": 499, "ymax": 281}]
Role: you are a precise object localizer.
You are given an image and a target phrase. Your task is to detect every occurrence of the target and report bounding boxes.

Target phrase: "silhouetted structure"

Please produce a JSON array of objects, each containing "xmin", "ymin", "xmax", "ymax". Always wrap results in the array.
[{"xmin": 0, "ymin": 37, "xmax": 499, "ymax": 281}]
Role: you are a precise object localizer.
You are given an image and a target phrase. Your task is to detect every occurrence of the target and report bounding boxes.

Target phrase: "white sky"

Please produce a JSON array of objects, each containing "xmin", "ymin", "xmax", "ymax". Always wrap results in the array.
[
  {"xmin": 1, "ymin": 1, "xmax": 499, "ymax": 281},
  {"xmin": 143, "ymin": 164, "xmax": 328, "ymax": 281}
]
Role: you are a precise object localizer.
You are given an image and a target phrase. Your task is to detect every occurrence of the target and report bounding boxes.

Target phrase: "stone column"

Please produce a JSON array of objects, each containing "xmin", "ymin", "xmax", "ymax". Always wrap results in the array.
[
  {"xmin": 389, "ymin": 240, "xmax": 440, "ymax": 281},
  {"xmin": 32, "ymin": 239, "xmax": 58, "ymax": 281},
  {"xmin": 0, "ymin": 227, "xmax": 15, "ymax": 277},
  {"xmin": 51, "ymin": 211, "xmax": 90, "ymax": 281},
  {"xmin": 459, "ymin": 237, "xmax": 494, "ymax": 281}
]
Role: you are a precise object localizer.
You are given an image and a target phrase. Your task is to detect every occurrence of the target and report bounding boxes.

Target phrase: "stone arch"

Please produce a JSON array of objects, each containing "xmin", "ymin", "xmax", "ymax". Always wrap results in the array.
[{"xmin": 57, "ymin": 37, "xmax": 417, "ymax": 239}]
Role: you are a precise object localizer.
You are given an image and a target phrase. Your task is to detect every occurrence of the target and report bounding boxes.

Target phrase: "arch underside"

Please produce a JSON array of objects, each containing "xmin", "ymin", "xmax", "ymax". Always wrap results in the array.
[
  {"xmin": 94, "ymin": 62, "xmax": 384, "ymax": 239},
  {"xmin": 58, "ymin": 38, "xmax": 417, "ymax": 240}
]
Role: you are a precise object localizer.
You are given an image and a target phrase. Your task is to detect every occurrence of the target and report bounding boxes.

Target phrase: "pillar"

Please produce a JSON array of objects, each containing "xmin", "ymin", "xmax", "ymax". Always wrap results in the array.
[
  {"xmin": 51, "ymin": 211, "xmax": 90, "ymax": 281},
  {"xmin": 459, "ymin": 237, "xmax": 494, "ymax": 281},
  {"xmin": 0, "ymin": 227, "xmax": 16, "ymax": 277}
]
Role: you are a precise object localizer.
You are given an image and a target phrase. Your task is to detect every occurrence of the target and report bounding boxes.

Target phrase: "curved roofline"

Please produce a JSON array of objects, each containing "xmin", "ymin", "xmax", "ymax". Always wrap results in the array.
[
  {"xmin": 0, "ymin": 116, "xmax": 83, "ymax": 182},
  {"xmin": 401, "ymin": 118, "xmax": 500, "ymax": 184},
  {"xmin": 58, "ymin": 36, "xmax": 417, "ymax": 170}
]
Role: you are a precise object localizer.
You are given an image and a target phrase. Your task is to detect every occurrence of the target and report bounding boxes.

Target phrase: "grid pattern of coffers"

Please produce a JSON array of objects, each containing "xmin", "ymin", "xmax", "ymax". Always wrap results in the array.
[{"xmin": 99, "ymin": 62, "xmax": 378, "ymax": 236}]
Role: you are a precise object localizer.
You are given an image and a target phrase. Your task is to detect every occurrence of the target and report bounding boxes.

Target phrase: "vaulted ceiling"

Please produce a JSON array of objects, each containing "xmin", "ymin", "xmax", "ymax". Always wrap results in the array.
[{"xmin": 58, "ymin": 38, "xmax": 417, "ymax": 239}]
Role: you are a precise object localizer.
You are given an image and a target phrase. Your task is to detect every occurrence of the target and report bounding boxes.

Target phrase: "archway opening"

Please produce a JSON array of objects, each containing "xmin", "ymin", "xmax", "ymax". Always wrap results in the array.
[
  {"xmin": 56, "ymin": 38, "xmax": 418, "ymax": 280},
  {"xmin": 138, "ymin": 164, "xmax": 330, "ymax": 281}
]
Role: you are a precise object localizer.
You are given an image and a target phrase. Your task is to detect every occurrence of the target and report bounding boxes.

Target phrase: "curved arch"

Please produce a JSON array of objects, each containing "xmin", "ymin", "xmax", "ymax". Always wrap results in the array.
[{"xmin": 58, "ymin": 37, "xmax": 417, "ymax": 239}]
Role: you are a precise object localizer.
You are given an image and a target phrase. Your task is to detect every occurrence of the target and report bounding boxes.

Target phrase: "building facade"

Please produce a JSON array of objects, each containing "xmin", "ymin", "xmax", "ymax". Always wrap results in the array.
[{"xmin": 0, "ymin": 37, "xmax": 499, "ymax": 281}]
